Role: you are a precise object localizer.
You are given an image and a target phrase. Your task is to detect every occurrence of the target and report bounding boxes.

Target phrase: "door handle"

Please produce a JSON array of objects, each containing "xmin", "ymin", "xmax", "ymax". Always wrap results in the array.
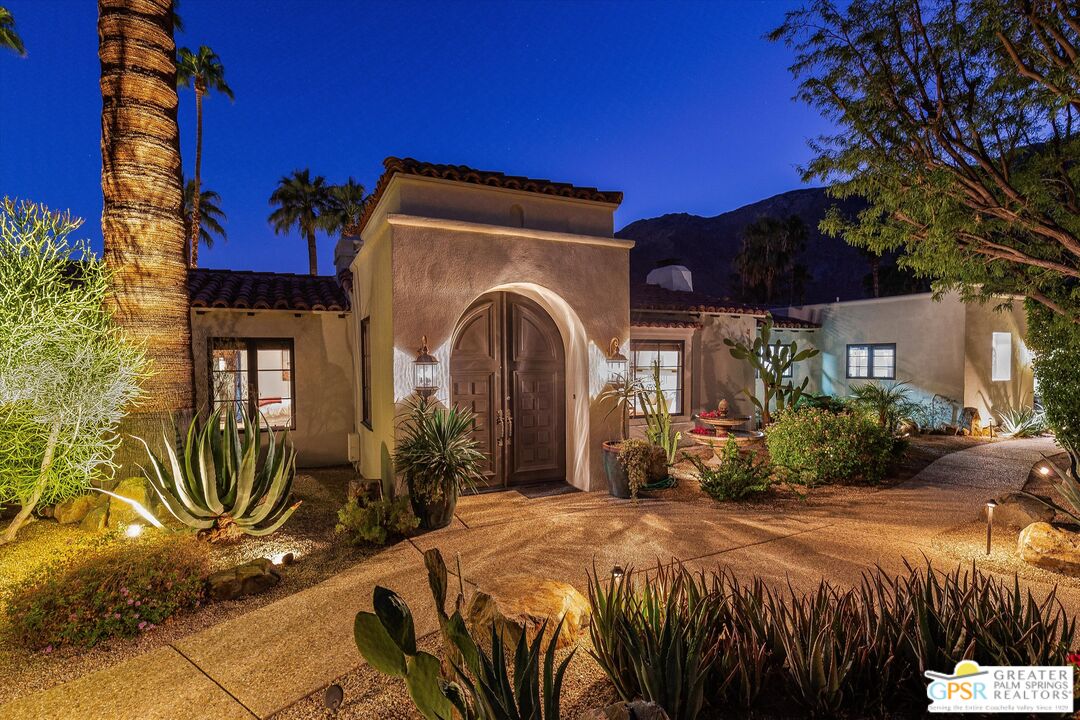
[
  {"xmin": 495, "ymin": 410, "xmax": 504, "ymax": 446},
  {"xmin": 505, "ymin": 397, "xmax": 513, "ymax": 440}
]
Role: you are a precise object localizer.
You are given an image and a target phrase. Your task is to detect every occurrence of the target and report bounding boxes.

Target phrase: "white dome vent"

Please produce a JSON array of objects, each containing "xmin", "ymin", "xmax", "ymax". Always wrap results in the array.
[{"xmin": 646, "ymin": 264, "xmax": 693, "ymax": 292}]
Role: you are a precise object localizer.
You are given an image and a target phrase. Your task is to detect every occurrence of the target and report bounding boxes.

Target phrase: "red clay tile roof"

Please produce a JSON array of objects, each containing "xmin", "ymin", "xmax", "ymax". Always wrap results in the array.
[
  {"xmin": 189, "ymin": 269, "xmax": 349, "ymax": 312},
  {"xmin": 631, "ymin": 284, "xmax": 769, "ymax": 315},
  {"xmin": 768, "ymin": 314, "xmax": 820, "ymax": 330},
  {"xmin": 358, "ymin": 157, "xmax": 623, "ymax": 232},
  {"xmin": 631, "ymin": 285, "xmax": 820, "ymax": 328},
  {"xmin": 630, "ymin": 313, "xmax": 702, "ymax": 329}
]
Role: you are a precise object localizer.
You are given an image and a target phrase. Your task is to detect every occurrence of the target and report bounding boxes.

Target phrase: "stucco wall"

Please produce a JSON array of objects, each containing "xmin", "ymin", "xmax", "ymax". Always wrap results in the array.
[
  {"xmin": 963, "ymin": 299, "xmax": 1034, "ymax": 421},
  {"xmin": 384, "ymin": 215, "xmax": 630, "ymax": 492},
  {"xmin": 785, "ymin": 293, "xmax": 968, "ymax": 406},
  {"xmin": 351, "ymin": 222, "xmax": 396, "ymax": 485},
  {"xmin": 190, "ymin": 309, "xmax": 355, "ymax": 467}
]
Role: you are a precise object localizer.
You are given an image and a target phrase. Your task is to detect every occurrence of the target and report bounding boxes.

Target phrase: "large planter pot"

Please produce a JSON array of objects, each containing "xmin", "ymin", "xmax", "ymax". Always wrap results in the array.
[
  {"xmin": 602, "ymin": 441, "xmax": 632, "ymax": 499},
  {"xmin": 409, "ymin": 485, "xmax": 458, "ymax": 531}
]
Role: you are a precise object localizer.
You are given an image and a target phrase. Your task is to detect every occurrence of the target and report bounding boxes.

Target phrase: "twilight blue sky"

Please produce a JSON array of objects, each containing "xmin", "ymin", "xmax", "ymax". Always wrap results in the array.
[{"xmin": 0, "ymin": 0, "xmax": 835, "ymax": 275}]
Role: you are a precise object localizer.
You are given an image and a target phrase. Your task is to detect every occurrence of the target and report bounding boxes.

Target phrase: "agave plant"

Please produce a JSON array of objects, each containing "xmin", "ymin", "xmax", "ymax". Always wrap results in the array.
[
  {"xmin": 139, "ymin": 407, "xmax": 300, "ymax": 541},
  {"xmin": 997, "ymin": 405, "xmax": 1047, "ymax": 438}
]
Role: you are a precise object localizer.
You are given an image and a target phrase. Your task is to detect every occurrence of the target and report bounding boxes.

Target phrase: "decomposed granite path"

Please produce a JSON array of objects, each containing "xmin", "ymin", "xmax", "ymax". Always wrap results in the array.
[{"xmin": 0, "ymin": 436, "xmax": 1063, "ymax": 720}]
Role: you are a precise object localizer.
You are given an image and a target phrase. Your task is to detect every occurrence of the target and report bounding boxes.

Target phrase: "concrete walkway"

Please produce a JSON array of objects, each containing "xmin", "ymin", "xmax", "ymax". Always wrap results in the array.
[{"xmin": 0, "ymin": 436, "xmax": 1063, "ymax": 720}]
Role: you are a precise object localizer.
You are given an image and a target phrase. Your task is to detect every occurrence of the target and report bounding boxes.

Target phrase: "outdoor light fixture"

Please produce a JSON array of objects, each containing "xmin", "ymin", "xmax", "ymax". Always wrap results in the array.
[
  {"xmin": 612, "ymin": 564, "xmax": 625, "ymax": 579},
  {"xmin": 413, "ymin": 336, "xmax": 439, "ymax": 398},
  {"xmin": 1040, "ymin": 466, "xmax": 1051, "ymax": 476},
  {"xmin": 985, "ymin": 500, "xmax": 997, "ymax": 555},
  {"xmin": 606, "ymin": 338, "xmax": 629, "ymax": 386},
  {"xmin": 124, "ymin": 523, "xmax": 143, "ymax": 539}
]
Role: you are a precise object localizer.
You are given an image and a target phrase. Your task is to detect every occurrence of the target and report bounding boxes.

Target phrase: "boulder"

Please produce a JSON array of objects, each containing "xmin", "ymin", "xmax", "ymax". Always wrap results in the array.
[
  {"xmin": 81, "ymin": 505, "xmax": 108, "ymax": 533},
  {"xmin": 984, "ymin": 493, "xmax": 1055, "ymax": 530},
  {"xmin": 1018, "ymin": 522, "xmax": 1080, "ymax": 576},
  {"xmin": 207, "ymin": 558, "xmax": 282, "ymax": 601},
  {"xmin": 465, "ymin": 575, "xmax": 590, "ymax": 651},
  {"xmin": 108, "ymin": 476, "xmax": 155, "ymax": 527},
  {"xmin": 54, "ymin": 495, "xmax": 100, "ymax": 525},
  {"xmin": 585, "ymin": 701, "xmax": 671, "ymax": 720}
]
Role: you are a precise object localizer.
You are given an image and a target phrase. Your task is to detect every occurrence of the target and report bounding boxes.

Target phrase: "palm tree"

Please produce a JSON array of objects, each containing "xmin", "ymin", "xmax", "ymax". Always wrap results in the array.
[
  {"xmin": 0, "ymin": 6, "xmax": 26, "ymax": 56},
  {"xmin": 99, "ymin": 0, "xmax": 193, "ymax": 463},
  {"xmin": 320, "ymin": 178, "xmax": 367, "ymax": 241},
  {"xmin": 176, "ymin": 45, "xmax": 233, "ymax": 268},
  {"xmin": 734, "ymin": 215, "xmax": 807, "ymax": 304},
  {"xmin": 183, "ymin": 178, "xmax": 227, "ymax": 251},
  {"xmin": 269, "ymin": 169, "xmax": 332, "ymax": 275}
]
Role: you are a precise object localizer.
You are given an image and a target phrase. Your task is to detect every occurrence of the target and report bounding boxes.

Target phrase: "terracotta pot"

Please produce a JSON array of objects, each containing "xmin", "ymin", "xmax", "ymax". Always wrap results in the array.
[
  {"xmin": 408, "ymin": 482, "xmax": 458, "ymax": 530},
  {"xmin": 602, "ymin": 441, "xmax": 632, "ymax": 499}
]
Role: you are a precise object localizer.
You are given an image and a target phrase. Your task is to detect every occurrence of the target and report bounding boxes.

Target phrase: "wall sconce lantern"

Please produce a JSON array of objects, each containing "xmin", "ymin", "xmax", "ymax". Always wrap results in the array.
[
  {"xmin": 414, "ymin": 336, "xmax": 439, "ymax": 398},
  {"xmin": 607, "ymin": 338, "xmax": 629, "ymax": 386}
]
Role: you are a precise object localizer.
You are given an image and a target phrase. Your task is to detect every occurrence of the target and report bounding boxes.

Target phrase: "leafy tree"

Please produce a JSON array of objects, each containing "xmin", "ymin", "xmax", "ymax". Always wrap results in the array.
[
  {"xmin": 0, "ymin": 6, "xmax": 25, "ymax": 56},
  {"xmin": 177, "ymin": 45, "xmax": 234, "ymax": 268},
  {"xmin": 772, "ymin": 0, "xmax": 1080, "ymax": 465},
  {"xmin": 269, "ymin": 169, "xmax": 333, "ymax": 275},
  {"xmin": 183, "ymin": 178, "xmax": 227, "ymax": 250},
  {"xmin": 734, "ymin": 214, "xmax": 808, "ymax": 304},
  {"xmin": 320, "ymin": 177, "xmax": 367, "ymax": 242},
  {"xmin": 1027, "ymin": 302, "xmax": 1079, "ymax": 475},
  {"xmin": 0, "ymin": 200, "xmax": 145, "ymax": 543}
]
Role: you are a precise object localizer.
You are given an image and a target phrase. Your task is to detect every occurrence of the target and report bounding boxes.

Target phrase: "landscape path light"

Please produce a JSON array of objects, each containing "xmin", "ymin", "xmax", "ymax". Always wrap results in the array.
[{"xmin": 985, "ymin": 500, "xmax": 997, "ymax": 555}]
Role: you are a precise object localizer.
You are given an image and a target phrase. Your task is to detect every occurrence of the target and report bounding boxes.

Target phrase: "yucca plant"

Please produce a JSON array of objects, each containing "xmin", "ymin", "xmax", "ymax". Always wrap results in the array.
[
  {"xmin": 395, "ymin": 395, "xmax": 486, "ymax": 530},
  {"xmin": 139, "ymin": 406, "xmax": 299, "ymax": 541},
  {"xmin": 637, "ymin": 362, "xmax": 681, "ymax": 467}
]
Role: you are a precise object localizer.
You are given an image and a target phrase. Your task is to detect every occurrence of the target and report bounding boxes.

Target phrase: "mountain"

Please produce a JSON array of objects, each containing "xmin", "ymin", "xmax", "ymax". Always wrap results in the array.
[{"xmin": 616, "ymin": 187, "xmax": 923, "ymax": 305}]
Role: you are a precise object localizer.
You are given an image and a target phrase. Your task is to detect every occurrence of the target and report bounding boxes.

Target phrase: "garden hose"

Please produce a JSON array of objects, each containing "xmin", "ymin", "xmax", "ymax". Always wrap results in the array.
[{"xmin": 643, "ymin": 475, "xmax": 677, "ymax": 491}]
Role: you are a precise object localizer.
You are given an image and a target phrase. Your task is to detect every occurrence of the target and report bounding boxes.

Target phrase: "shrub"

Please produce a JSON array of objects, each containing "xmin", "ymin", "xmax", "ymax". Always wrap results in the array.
[
  {"xmin": 795, "ymin": 392, "xmax": 848, "ymax": 414},
  {"xmin": 1028, "ymin": 301, "xmax": 1080, "ymax": 474},
  {"xmin": 848, "ymin": 381, "xmax": 918, "ymax": 435},
  {"xmin": 4, "ymin": 533, "xmax": 209, "ymax": 649},
  {"xmin": 0, "ymin": 199, "xmax": 146, "ymax": 543},
  {"xmin": 335, "ymin": 495, "xmax": 418, "ymax": 546},
  {"xmin": 141, "ymin": 406, "xmax": 300, "ymax": 541},
  {"xmin": 766, "ymin": 407, "xmax": 894, "ymax": 485},
  {"xmin": 684, "ymin": 439, "xmax": 771, "ymax": 501},
  {"xmin": 586, "ymin": 560, "xmax": 1075, "ymax": 719}
]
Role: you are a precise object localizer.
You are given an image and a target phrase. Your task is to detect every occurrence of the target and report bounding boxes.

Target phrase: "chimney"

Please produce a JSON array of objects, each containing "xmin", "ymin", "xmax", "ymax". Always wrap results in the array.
[
  {"xmin": 646, "ymin": 262, "xmax": 693, "ymax": 292},
  {"xmin": 334, "ymin": 236, "xmax": 361, "ymax": 278}
]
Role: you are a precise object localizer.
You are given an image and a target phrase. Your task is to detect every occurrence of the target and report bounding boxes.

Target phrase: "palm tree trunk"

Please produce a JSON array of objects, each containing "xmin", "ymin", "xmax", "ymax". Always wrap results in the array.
[
  {"xmin": 190, "ymin": 85, "xmax": 203, "ymax": 267},
  {"xmin": 306, "ymin": 225, "xmax": 318, "ymax": 275},
  {"xmin": 0, "ymin": 421, "xmax": 61, "ymax": 544},
  {"xmin": 99, "ymin": 0, "xmax": 194, "ymax": 474}
]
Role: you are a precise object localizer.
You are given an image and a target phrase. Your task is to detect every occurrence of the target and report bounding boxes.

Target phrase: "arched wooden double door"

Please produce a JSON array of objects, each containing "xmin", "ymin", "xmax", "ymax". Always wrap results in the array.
[{"xmin": 450, "ymin": 292, "xmax": 566, "ymax": 488}]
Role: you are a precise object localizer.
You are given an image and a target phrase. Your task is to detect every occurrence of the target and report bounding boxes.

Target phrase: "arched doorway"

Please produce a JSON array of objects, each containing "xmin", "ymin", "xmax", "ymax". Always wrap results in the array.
[{"xmin": 450, "ymin": 292, "xmax": 566, "ymax": 489}]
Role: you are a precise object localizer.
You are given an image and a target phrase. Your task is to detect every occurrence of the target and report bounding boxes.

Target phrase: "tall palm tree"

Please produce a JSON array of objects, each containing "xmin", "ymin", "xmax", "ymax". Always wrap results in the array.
[
  {"xmin": 99, "ymin": 0, "xmax": 193, "ymax": 464},
  {"xmin": 320, "ymin": 177, "xmax": 367, "ymax": 241},
  {"xmin": 269, "ymin": 169, "xmax": 332, "ymax": 275},
  {"xmin": 183, "ymin": 178, "xmax": 227, "ymax": 251},
  {"xmin": 734, "ymin": 214, "xmax": 807, "ymax": 304},
  {"xmin": 0, "ymin": 6, "xmax": 26, "ymax": 56},
  {"xmin": 176, "ymin": 45, "xmax": 233, "ymax": 268}
]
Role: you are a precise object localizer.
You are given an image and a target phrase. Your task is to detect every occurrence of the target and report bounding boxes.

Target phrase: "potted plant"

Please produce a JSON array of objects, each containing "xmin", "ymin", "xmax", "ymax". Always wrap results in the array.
[
  {"xmin": 394, "ymin": 396, "xmax": 484, "ymax": 530},
  {"xmin": 598, "ymin": 371, "xmax": 643, "ymax": 498},
  {"xmin": 598, "ymin": 364, "xmax": 674, "ymax": 498}
]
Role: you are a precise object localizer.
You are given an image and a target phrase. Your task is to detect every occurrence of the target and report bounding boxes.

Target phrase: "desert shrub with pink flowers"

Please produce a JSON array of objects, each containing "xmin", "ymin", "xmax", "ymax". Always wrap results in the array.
[{"xmin": 4, "ymin": 533, "xmax": 209, "ymax": 648}]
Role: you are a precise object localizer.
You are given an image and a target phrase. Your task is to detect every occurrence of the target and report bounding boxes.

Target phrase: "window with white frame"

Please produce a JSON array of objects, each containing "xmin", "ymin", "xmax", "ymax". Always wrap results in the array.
[
  {"xmin": 992, "ymin": 332, "xmax": 1012, "ymax": 382},
  {"xmin": 630, "ymin": 340, "xmax": 684, "ymax": 416},
  {"xmin": 210, "ymin": 338, "xmax": 295, "ymax": 429},
  {"xmin": 847, "ymin": 343, "xmax": 895, "ymax": 379}
]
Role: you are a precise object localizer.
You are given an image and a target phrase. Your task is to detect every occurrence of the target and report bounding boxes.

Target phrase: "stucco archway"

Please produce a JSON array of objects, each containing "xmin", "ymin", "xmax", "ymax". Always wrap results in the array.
[{"xmin": 459, "ymin": 282, "xmax": 591, "ymax": 491}]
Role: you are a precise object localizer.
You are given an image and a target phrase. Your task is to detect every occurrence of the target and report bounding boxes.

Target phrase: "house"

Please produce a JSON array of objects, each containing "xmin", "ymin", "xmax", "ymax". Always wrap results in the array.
[{"xmin": 185, "ymin": 158, "xmax": 1036, "ymax": 494}]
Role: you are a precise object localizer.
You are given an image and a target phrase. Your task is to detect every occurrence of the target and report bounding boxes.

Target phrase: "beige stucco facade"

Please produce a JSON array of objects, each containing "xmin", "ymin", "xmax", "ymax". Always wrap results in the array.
[
  {"xmin": 785, "ymin": 293, "xmax": 1034, "ymax": 423},
  {"xmin": 190, "ymin": 308, "xmax": 355, "ymax": 467},
  {"xmin": 350, "ymin": 175, "xmax": 630, "ymax": 492}
]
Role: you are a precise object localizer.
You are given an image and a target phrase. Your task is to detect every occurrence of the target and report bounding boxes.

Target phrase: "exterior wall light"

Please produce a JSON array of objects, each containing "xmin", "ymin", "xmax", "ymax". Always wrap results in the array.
[
  {"xmin": 607, "ymin": 338, "xmax": 629, "ymax": 386},
  {"xmin": 1039, "ymin": 466, "xmax": 1051, "ymax": 476},
  {"xmin": 414, "ymin": 336, "xmax": 439, "ymax": 398}
]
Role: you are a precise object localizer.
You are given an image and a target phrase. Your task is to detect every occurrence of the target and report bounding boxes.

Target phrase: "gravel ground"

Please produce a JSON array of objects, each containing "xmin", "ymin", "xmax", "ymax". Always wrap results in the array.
[
  {"xmin": 0, "ymin": 467, "xmax": 379, "ymax": 706},
  {"xmin": 272, "ymin": 633, "xmax": 618, "ymax": 720}
]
